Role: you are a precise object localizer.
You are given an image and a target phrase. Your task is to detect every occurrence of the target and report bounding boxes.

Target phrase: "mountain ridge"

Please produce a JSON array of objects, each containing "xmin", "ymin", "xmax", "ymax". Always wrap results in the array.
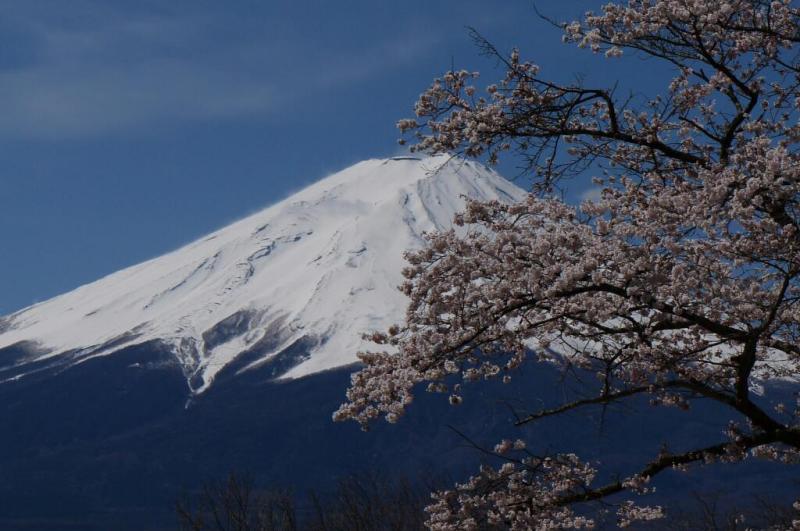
[{"xmin": 0, "ymin": 155, "xmax": 527, "ymax": 393}]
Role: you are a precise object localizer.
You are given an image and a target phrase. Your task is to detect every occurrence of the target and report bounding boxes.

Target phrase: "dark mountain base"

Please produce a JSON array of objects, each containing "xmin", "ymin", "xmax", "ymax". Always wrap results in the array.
[{"xmin": 0, "ymin": 342, "xmax": 797, "ymax": 530}]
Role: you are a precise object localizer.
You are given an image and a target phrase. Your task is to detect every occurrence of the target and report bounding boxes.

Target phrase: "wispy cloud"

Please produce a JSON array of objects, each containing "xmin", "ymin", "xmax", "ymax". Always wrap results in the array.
[
  {"xmin": 579, "ymin": 186, "xmax": 603, "ymax": 203},
  {"xmin": 0, "ymin": 60, "xmax": 278, "ymax": 137},
  {"xmin": 0, "ymin": 3, "xmax": 438, "ymax": 139}
]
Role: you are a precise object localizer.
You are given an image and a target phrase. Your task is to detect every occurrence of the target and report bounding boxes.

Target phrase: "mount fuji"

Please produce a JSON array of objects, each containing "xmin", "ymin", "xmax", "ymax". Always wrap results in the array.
[
  {"xmin": 0, "ymin": 156, "xmax": 543, "ymax": 530},
  {"xmin": 0, "ymin": 156, "xmax": 791, "ymax": 531},
  {"xmin": 0, "ymin": 155, "xmax": 525, "ymax": 394}
]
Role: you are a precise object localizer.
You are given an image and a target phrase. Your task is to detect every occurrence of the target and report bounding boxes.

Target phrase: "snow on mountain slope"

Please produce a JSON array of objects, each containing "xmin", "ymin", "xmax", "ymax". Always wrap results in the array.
[{"xmin": 0, "ymin": 155, "xmax": 527, "ymax": 393}]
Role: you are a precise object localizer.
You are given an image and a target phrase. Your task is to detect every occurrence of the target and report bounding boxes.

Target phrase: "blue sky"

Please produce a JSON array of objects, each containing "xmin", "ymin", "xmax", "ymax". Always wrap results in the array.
[{"xmin": 0, "ymin": 1, "xmax": 650, "ymax": 313}]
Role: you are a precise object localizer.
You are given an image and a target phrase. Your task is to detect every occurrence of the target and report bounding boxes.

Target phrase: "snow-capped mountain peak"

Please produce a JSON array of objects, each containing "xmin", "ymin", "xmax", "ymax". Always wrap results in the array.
[{"xmin": 0, "ymin": 155, "xmax": 527, "ymax": 393}]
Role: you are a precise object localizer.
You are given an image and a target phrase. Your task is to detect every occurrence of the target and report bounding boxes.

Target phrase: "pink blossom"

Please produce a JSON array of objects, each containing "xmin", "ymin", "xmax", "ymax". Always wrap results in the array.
[{"xmin": 336, "ymin": 1, "xmax": 800, "ymax": 527}]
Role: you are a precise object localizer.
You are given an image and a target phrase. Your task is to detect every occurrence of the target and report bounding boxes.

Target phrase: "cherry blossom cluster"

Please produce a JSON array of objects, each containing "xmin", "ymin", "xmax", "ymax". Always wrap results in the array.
[
  {"xmin": 337, "ymin": 1, "xmax": 800, "ymax": 527},
  {"xmin": 424, "ymin": 453, "xmax": 598, "ymax": 530},
  {"xmin": 565, "ymin": 0, "xmax": 799, "ymax": 61},
  {"xmin": 399, "ymin": 1, "xmax": 800, "ymax": 188},
  {"xmin": 615, "ymin": 501, "xmax": 664, "ymax": 528},
  {"xmin": 337, "ymin": 145, "xmax": 800, "ymax": 422},
  {"xmin": 423, "ymin": 447, "xmax": 666, "ymax": 529}
]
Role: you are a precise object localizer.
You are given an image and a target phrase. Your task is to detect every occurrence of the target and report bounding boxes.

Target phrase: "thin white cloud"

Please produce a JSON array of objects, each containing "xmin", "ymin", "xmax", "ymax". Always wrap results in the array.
[
  {"xmin": 0, "ymin": 60, "xmax": 277, "ymax": 138},
  {"xmin": 0, "ymin": 5, "xmax": 438, "ymax": 139},
  {"xmin": 579, "ymin": 186, "xmax": 603, "ymax": 203}
]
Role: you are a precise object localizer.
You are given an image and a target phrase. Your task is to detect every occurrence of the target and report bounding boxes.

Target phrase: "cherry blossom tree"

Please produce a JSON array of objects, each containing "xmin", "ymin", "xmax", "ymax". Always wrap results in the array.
[{"xmin": 335, "ymin": 1, "xmax": 800, "ymax": 528}]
